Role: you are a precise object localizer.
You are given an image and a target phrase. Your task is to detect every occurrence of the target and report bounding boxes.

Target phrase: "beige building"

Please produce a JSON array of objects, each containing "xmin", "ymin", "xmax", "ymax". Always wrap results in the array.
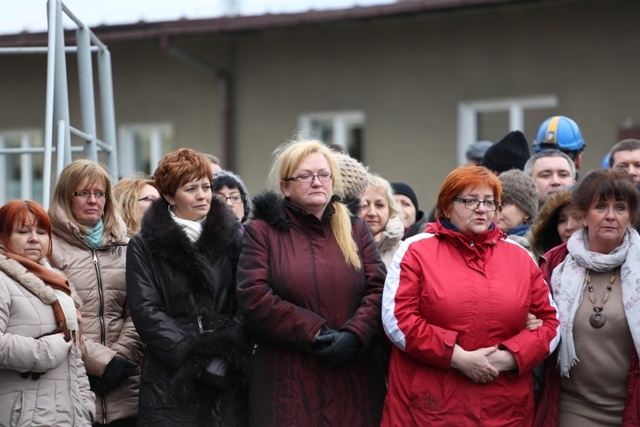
[{"xmin": 0, "ymin": 0, "xmax": 639, "ymax": 208}]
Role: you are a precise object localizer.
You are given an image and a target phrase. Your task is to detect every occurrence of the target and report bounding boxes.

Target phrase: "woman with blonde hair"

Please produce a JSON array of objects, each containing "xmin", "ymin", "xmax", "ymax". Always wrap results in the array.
[
  {"xmin": 237, "ymin": 139, "xmax": 387, "ymax": 426},
  {"xmin": 359, "ymin": 173, "xmax": 404, "ymax": 267},
  {"xmin": 112, "ymin": 174, "xmax": 159, "ymax": 235},
  {"xmin": 49, "ymin": 159, "xmax": 142, "ymax": 427}
]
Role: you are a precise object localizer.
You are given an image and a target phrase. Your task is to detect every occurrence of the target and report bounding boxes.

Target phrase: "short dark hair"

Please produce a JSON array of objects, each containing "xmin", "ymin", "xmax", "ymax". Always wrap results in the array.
[
  {"xmin": 609, "ymin": 139, "xmax": 640, "ymax": 168},
  {"xmin": 572, "ymin": 168, "xmax": 638, "ymax": 220}
]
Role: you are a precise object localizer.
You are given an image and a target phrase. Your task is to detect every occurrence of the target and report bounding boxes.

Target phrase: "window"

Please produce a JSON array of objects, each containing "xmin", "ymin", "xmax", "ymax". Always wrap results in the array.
[
  {"xmin": 457, "ymin": 96, "xmax": 558, "ymax": 165},
  {"xmin": 118, "ymin": 123, "xmax": 173, "ymax": 178},
  {"xmin": 0, "ymin": 130, "xmax": 45, "ymax": 206},
  {"xmin": 298, "ymin": 111, "xmax": 365, "ymax": 161}
]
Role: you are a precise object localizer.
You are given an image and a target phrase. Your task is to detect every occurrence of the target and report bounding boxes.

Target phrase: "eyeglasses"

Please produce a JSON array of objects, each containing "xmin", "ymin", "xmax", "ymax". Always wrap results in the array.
[
  {"xmin": 284, "ymin": 173, "xmax": 332, "ymax": 183},
  {"xmin": 73, "ymin": 191, "xmax": 107, "ymax": 200},
  {"xmin": 137, "ymin": 197, "xmax": 158, "ymax": 203},
  {"xmin": 215, "ymin": 194, "xmax": 243, "ymax": 205},
  {"xmin": 453, "ymin": 197, "xmax": 500, "ymax": 211}
]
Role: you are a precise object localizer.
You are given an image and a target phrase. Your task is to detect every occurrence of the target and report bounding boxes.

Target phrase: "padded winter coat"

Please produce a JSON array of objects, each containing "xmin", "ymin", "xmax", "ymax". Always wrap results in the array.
[
  {"xmin": 382, "ymin": 220, "xmax": 560, "ymax": 426},
  {"xmin": 126, "ymin": 197, "xmax": 251, "ymax": 427},
  {"xmin": 48, "ymin": 206, "xmax": 142, "ymax": 424},
  {"xmin": 0, "ymin": 254, "xmax": 94, "ymax": 426},
  {"xmin": 237, "ymin": 192, "xmax": 388, "ymax": 427}
]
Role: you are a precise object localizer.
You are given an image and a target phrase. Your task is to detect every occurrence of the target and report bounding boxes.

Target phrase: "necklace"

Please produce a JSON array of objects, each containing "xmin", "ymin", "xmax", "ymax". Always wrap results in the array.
[{"xmin": 586, "ymin": 269, "xmax": 616, "ymax": 329}]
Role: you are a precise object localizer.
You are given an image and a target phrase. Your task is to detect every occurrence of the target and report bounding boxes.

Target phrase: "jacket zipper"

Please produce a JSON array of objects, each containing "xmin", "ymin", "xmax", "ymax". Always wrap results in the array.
[{"xmin": 92, "ymin": 249, "xmax": 108, "ymax": 424}]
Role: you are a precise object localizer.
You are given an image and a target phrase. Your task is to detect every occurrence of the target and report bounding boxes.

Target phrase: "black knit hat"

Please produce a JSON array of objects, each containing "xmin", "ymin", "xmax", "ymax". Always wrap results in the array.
[
  {"xmin": 213, "ymin": 170, "xmax": 251, "ymax": 223},
  {"xmin": 480, "ymin": 130, "xmax": 531, "ymax": 173},
  {"xmin": 391, "ymin": 182, "xmax": 419, "ymax": 211}
]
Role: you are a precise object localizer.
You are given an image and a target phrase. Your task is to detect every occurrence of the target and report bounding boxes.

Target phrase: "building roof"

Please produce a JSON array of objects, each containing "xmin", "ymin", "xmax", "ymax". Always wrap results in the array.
[{"xmin": 0, "ymin": 0, "xmax": 525, "ymax": 46}]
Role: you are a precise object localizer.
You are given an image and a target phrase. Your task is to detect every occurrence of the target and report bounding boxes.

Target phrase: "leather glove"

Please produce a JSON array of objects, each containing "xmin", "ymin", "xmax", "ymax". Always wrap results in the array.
[
  {"xmin": 312, "ymin": 331, "xmax": 362, "ymax": 367},
  {"xmin": 199, "ymin": 358, "xmax": 229, "ymax": 389},
  {"xmin": 102, "ymin": 355, "xmax": 137, "ymax": 391}
]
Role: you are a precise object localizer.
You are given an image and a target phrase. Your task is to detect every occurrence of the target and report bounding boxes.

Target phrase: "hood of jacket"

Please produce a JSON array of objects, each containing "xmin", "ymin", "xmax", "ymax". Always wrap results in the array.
[
  {"xmin": 49, "ymin": 204, "xmax": 129, "ymax": 249},
  {"xmin": 139, "ymin": 196, "xmax": 242, "ymax": 312},
  {"xmin": 378, "ymin": 215, "xmax": 404, "ymax": 252},
  {"xmin": 250, "ymin": 191, "xmax": 360, "ymax": 232}
]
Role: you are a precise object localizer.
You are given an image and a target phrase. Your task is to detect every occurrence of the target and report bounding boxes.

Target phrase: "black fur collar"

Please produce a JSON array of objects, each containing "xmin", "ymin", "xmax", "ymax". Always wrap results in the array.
[
  {"xmin": 250, "ymin": 191, "xmax": 361, "ymax": 232},
  {"xmin": 139, "ymin": 197, "xmax": 241, "ymax": 311}
]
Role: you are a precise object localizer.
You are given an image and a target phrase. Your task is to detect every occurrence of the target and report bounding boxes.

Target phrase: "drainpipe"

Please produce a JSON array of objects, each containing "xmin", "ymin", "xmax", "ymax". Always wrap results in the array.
[{"xmin": 160, "ymin": 36, "xmax": 234, "ymax": 170}]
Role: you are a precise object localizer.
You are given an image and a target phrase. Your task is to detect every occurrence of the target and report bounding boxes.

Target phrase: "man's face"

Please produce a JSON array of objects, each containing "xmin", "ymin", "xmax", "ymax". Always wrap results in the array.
[
  {"xmin": 530, "ymin": 157, "xmax": 575, "ymax": 204},
  {"xmin": 612, "ymin": 149, "xmax": 640, "ymax": 184}
]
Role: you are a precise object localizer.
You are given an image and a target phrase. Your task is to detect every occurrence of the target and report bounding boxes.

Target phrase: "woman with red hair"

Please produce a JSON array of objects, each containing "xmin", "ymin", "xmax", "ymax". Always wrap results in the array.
[
  {"xmin": 0, "ymin": 200, "xmax": 95, "ymax": 426},
  {"xmin": 381, "ymin": 166, "xmax": 560, "ymax": 426}
]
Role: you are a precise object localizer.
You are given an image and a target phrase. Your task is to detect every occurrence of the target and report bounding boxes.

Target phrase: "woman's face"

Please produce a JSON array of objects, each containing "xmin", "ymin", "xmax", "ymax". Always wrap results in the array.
[
  {"xmin": 137, "ymin": 184, "xmax": 160, "ymax": 218},
  {"xmin": 360, "ymin": 186, "xmax": 391, "ymax": 239},
  {"xmin": 165, "ymin": 177, "xmax": 212, "ymax": 221},
  {"xmin": 214, "ymin": 185, "xmax": 244, "ymax": 222},
  {"xmin": 6, "ymin": 214, "xmax": 50, "ymax": 262},
  {"xmin": 447, "ymin": 185, "xmax": 497, "ymax": 235},
  {"xmin": 71, "ymin": 177, "xmax": 108, "ymax": 228},
  {"xmin": 584, "ymin": 196, "xmax": 631, "ymax": 254},
  {"xmin": 394, "ymin": 194, "xmax": 416, "ymax": 229},
  {"xmin": 281, "ymin": 152, "xmax": 333, "ymax": 219},
  {"xmin": 496, "ymin": 202, "xmax": 528, "ymax": 233},
  {"xmin": 557, "ymin": 204, "xmax": 583, "ymax": 243}
]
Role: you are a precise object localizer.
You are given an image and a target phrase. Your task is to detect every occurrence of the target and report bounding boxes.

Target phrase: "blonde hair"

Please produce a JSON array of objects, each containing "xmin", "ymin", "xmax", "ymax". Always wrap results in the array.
[
  {"xmin": 268, "ymin": 139, "xmax": 361, "ymax": 270},
  {"xmin": 366, "ymin": 173, "xmax": 403, "ymax": 219},
  {"xmin": 113, "ymin": 173, "xmax": 156, "ymax": 235},
  {"xmin": 50, "ymin": 159, "xmax": 119, "ymax": 234}
]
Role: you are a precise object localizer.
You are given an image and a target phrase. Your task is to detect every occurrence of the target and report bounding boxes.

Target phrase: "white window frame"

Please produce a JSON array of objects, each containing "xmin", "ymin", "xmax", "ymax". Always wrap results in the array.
[
  {"xmin": 0, "ymin": 129, "xmax": 43, "ymax": 206},
  {"xmin": 118, "ymin": 123, "xmax": 173, "ymax": 177},
  {"xmin": 457, "ymin": 95, "xmax": 558, "ymax": 165},
  {"xmin": 298, "ymin": 110, "xmax": 365, "ymax": 152}
]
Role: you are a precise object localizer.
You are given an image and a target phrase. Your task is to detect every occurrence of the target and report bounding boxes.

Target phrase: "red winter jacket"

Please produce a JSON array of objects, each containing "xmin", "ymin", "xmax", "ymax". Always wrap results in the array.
[
  {"xmin": 237, "ymin": 193, "xmax": 388, "ymax": 427},
  {"xmin": 534, "ymin": 243, "xmax": 640, "ymax": 426},
  {"xmin": 381, "ymin": 220, "xmax": 560, "ymax": 427}
]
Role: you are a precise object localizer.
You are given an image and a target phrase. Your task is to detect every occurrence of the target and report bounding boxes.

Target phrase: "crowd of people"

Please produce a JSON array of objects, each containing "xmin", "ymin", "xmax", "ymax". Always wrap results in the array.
[{"xmin": 1, "ymin": 114, "xmax": 640, "ymax": 426}]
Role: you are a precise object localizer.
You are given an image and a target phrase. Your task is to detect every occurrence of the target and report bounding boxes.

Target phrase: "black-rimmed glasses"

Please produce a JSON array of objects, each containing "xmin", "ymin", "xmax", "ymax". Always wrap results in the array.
[
  {"xmin": 453, "ymin": 197, "xmax": 500, "ymax": 211},
  {"xmin": 284, "ymin": 173, "xmax": 332, "ymax": 183}
]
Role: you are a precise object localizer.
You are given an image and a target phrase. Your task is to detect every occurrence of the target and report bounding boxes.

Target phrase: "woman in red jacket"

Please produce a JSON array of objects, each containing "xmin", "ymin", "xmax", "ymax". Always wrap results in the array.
[
  {"xmin": 382, "ymin": 166, "xmax": 560, "ymax": 426},
  {"xmin": 236, "ymin": 139, "xmax": 387, "ymax": 426}
]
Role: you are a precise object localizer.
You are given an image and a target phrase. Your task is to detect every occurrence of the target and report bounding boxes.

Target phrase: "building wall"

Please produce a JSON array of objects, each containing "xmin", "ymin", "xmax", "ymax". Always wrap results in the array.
[{"xmin": 0, "ymin": 0, "xmax": 638, "ymax": 209}]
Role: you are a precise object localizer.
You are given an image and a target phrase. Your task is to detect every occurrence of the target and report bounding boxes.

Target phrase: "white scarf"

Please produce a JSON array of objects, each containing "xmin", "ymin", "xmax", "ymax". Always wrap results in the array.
[
  {"xmin": 168, "ymin": 204, "xmax": 203, "ymax": 242},
  {"xmin": 551, "ymin": 227, "xmax": 640, "ymax": 376}
]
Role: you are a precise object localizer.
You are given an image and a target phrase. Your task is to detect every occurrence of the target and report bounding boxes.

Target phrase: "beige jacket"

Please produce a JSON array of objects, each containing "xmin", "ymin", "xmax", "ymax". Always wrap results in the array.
[
  {"xmin": 49, "ymin": 206, "xmax": 142, "ymax": 424},
  {"xmin": 0, "ymin": 254, "xmax": 95, "ymax": 426}
]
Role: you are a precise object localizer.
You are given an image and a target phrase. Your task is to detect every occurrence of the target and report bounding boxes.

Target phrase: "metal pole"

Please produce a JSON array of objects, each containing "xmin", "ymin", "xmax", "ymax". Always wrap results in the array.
[
  {"xmin": 98, "ymin": 48, "xmax": 118, "ymax": 181},
  {"xmin": 77, "ymin": 25, "xmax": 98, "ymax": 160}
]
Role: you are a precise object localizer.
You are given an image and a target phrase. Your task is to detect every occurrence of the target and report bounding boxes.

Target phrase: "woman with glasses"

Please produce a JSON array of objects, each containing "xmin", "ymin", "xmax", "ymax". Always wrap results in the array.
[
  {"xmin": 126, "ymin": 148, "xmax": 251, "ymax": 426},
  {"xmin": 112, "ymin": 173, "xmax": 159, "ymax": 236},
  {"xmin": 49, "ymin": 159, "xmax": 142, "ymax": 427},
  {"xmin": 381, "ymin": 166, "xmax": 560, "ymax": 426},
  {"xmin": 236, "ymin": 139, "xmax": 387, "ymax": 426},
  {"xmin": 212, "ymin": 170, "xmax": 251, "ymax": 225}
]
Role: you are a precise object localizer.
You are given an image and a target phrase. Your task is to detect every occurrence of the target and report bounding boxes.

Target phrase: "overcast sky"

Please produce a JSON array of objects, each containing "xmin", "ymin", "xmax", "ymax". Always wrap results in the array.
[{"xmin": 0, "ymin": 0, "xmax": 394, "ymax": 35}]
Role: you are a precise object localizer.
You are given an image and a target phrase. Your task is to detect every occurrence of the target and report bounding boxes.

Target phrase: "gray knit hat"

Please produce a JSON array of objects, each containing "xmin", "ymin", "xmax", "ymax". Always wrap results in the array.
[
  {"xmin": 498, "ymin": 169, "xmax": 539, "ymax": 222},
  {"xmin": 334, "ymin": 153, "xmax": 370, "ymax": 198}
]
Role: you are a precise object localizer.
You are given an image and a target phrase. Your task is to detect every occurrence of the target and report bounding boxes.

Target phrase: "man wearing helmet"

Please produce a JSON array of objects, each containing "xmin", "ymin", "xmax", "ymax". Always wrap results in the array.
[{"xmin": 532, "ymin": 116, "xmax": 586, "ymax": 172}]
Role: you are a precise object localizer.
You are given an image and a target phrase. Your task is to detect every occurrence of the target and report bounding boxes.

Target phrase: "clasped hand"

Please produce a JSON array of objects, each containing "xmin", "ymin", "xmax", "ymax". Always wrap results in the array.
[{"xmin": 450, "ymin": 344, "xmax": 516, "ymax": 384}]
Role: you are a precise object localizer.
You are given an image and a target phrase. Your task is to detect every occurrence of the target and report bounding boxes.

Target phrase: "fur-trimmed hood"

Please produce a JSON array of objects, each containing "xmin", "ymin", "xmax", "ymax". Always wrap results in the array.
[
  {"xmin": 139, "ymin": 196, "xmax": 242, "ymax": 313},
  {"xmin": 250, "ymin": 191, "xmax": 361, "ymax": 232},
  {"xmin": 530, "ymin": 190, "xmax": 574, "ymax": 258}
]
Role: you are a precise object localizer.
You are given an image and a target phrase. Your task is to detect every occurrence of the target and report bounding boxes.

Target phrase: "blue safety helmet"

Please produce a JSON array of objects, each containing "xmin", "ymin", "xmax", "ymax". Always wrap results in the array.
[{"xmin": 533, "ymin": 116, "xmax": 586, "ymax": 153}]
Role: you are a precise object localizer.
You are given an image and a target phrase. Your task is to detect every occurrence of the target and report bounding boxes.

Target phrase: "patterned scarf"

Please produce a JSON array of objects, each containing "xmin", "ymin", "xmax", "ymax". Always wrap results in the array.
[
  {"xmin": 3, "ymin": 252, "xmax": 81, "ymax": 351},
  {"xmin": 551, "ymin": 227, "xmax": 640, "ymax": 376}
]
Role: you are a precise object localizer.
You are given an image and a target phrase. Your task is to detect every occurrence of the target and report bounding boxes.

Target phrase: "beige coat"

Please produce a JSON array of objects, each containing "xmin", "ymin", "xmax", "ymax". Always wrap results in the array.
[
  {"xmin": 0, "ymin": 254, "xmax": 94, "ymax": 426},
  {"xmin": 49, "ymin": 206, "xmax": 142, "ymax": 424}
]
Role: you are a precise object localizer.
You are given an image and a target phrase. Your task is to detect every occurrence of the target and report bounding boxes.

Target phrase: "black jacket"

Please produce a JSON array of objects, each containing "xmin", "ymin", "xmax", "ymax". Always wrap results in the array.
[{"xmin": 126, "ymin": 197, "xmax": 251, "ymax": 426}]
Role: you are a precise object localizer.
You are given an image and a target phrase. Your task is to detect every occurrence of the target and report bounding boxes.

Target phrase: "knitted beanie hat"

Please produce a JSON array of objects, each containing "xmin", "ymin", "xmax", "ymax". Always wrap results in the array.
[
  {"xmin": 213, "ymin": 170, "xmax": 251, "ymax": 222},
  {"xmin": 481, "ymin": 130, "xmax": 531, "ymax": 173},
  {"xmin": 498, "ymin": 169, "xmax": 539, "ymax": 222},
  {"xmin": 334, "ymin": 153, "xmax": 370, "ymax": 198},
  {"xmin": 391, "ymin": 182, "xmax": 419, "ymax": 211}
]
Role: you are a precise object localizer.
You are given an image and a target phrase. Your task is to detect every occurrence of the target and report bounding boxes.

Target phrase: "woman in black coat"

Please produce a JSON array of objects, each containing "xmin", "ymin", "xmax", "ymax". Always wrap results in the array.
[{"xmin": 126, "ymin": 148, "xmax": 251, "ymax": 426}]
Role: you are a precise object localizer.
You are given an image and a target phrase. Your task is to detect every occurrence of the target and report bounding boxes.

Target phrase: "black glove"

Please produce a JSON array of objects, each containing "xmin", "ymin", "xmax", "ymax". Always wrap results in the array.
[
  {"xmin": 198, "ymin": 358, "xmax": 229, "ymax": 389},
  {"xmin": 102, "ymin": 355, "xmax": 137, "ymax": 391},
  {"xmin": 311, "ymin": 331, "xmax": 362, "ymax": 367},
  {"xmin": 309, "ymin": 325, "xmax": 338, "ymax": 351}
]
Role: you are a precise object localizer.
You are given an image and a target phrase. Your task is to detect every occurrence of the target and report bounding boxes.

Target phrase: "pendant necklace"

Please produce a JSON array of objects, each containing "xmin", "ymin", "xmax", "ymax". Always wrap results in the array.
[{"xmin": 586, "ymin": 269, "xmax": 616, "ymax": 329}]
